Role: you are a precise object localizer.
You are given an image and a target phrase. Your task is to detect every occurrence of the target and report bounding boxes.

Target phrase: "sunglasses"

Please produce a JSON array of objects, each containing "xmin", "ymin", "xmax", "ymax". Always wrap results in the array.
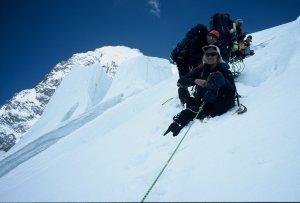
[{"xmin": 205, "ymin": 52, "xmax": 218, "ymax": 57}]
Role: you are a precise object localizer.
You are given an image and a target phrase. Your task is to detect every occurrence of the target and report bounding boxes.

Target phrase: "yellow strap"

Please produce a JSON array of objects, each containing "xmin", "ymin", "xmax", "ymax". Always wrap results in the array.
[{"xmin": 232, "ymin": 22, "xmax": 236, "ymax": 30}]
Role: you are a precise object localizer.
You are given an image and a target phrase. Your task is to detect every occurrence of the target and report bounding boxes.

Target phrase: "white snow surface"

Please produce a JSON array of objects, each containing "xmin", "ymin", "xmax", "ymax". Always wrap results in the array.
[{"xmin": 0, "ymin": 18, "xmax": 300, "ymax": 202}]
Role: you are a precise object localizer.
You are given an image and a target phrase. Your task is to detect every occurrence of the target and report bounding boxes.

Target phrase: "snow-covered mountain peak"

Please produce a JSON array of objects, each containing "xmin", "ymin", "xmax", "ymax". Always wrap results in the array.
[
  {"xmin": 67, "ymin": 46, "xmax": 142, "ymax": 77},
  {"xmin": 0, "ymin": 46, "xmax": 143, "ymax": 151},
  {"xmin": 95, "ymin": 46, "xmax": 143, "ymax": 65}
]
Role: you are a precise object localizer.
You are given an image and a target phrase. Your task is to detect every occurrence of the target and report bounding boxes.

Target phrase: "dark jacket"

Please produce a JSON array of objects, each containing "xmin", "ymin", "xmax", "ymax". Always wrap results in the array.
[
  {"xmin": 188, "ymin": 36, "xmax": 208, "ymax": 68},
  {"xmin": 178, "ymin": 63, "xmax": 235, "ymax": 95},
  {"xmin": 164, "ymin": 61, "xmax": 237, "ymax": 137}
]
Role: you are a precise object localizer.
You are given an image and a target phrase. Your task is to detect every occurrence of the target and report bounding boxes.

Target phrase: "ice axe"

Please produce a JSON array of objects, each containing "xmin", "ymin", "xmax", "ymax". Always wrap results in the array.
[{"xmin": 233, "ymin": 92, "xmax": 247, "ymax": 115}]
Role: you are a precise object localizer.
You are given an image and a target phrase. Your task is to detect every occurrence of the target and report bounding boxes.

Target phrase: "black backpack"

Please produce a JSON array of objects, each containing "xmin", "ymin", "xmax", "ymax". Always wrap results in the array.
[
  {"xmin": 210, "ymin": 13, "xmax": 233, "ymax": 60},
  {"xmin": 170, "ymin": 24, "xmax": 208, "ymax": 64}
]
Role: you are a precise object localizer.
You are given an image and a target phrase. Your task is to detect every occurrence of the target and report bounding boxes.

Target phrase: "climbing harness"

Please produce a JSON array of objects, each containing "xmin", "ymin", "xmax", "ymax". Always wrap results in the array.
[{"xmin": 141, "ymin": 102, "xmax": 205, "ymax": 202}]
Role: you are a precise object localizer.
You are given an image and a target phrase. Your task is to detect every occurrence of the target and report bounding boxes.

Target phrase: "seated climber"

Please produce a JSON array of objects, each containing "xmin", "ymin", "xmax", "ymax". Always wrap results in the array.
[{"xmin": 164, "ymin": 45, "xmax": 236, "ymax": 136}]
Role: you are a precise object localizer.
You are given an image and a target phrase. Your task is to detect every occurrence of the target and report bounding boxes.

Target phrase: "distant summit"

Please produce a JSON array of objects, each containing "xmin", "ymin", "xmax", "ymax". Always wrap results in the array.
[{"xmin": 0, "ymin": 46, "xmax": 142, "ymax": 152}]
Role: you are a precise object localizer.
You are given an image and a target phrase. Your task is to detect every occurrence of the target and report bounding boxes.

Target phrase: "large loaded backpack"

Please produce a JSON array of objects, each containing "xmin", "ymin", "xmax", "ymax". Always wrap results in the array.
[
  {"xmin": 210, "ymin": 13, "xmax": 233, "ymax": 62},
  {"xmin": 170, "ymin": 24, "xmax": 208, "ymax": 65}
]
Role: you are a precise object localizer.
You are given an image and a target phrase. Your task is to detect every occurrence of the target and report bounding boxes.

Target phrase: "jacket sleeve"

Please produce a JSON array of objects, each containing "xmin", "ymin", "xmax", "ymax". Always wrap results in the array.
[
  {"xmin": 216, "ymin": 63, "xmax": 236, "ymax": 89},
  {"xmin": 223, "ymin": 68, "xmax": 236, "ymax": 91},
  {"xmin": 177, "ymin": 68, "xmax": 201, "ymax": 87}
]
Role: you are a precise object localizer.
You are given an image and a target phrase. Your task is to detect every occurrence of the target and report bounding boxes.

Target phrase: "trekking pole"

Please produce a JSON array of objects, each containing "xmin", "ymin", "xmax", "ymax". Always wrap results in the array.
[
  {"xmin": 161, "ymin": 97, "xmax": 175, "ymax": 105},
  {"xmin": 141, "ymin": 102, "xmax": 205, "ymax": 202}
]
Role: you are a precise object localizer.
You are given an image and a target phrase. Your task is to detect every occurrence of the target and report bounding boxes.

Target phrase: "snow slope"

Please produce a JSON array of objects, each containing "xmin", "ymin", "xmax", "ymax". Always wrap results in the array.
[
  {"xmin": 0, "ymin": 45, "xmax": 142, "ymax": 152},
  {"xmin": 0, "ymin": 18, "xmax": 300, "ymax": 202}
]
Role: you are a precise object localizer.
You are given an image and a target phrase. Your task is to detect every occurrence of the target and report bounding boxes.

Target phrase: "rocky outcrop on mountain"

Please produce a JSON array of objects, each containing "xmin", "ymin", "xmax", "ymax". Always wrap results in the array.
[{"xmin": 0, "ymin": 46, "xmax": 142, "ymax": 152}]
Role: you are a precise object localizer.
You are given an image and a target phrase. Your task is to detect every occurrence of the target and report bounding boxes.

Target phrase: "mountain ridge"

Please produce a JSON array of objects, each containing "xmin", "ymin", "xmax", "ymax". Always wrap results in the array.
[{"xmin": 0, "ymin": 46, "xmax": 142, "ymax": 151}]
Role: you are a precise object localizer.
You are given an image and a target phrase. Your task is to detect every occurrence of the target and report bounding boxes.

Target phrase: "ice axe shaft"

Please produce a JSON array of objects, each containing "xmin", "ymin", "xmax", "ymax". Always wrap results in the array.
[{"xmin": 234, "ymin": 92, "xmax": 247, "ymax": 115}]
